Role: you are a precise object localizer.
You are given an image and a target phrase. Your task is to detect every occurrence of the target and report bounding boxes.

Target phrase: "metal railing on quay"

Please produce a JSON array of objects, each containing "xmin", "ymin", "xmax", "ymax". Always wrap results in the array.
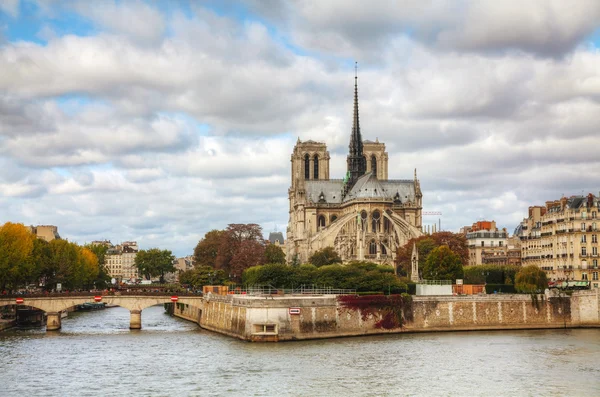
[{"xmin": 226, "ymin": 284, "xmax": 356, "ymax": 296}]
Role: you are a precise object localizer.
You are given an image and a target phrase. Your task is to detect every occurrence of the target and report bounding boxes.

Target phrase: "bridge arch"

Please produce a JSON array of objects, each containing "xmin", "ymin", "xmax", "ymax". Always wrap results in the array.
[{"xmin": 0, "ymin": 296, "xmax": 205, "ymax": 332}]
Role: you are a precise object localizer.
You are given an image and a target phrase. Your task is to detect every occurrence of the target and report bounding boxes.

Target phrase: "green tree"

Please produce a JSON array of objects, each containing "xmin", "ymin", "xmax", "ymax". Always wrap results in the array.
[
  {"xmin": 179, "ymin": 266, "xmax": 226, "ymax": 289},
  {"xmin": 48, "ymin": 239, "xmax": 80, "ymax": 290},
  {"xmin": 309, "ymin": 246, "xmax": 342, "ymax": 267},
  {"xmin": 422, "ymin": 245, "xmax": 464, "ymax": 281},
  {"xmin": 515, "ymin": 265, "xmax": 548, "ymax": 293},
  {"xmin": 193, "ymin": 230, "xmax": 225, "ymax": 268},
  {"xmin": 264, "ymin": 244, "xmax": 286, "ymax": 264},
  {"xmin": 135, "ymin": 248, "xmax": 176, "ymax": 283}
]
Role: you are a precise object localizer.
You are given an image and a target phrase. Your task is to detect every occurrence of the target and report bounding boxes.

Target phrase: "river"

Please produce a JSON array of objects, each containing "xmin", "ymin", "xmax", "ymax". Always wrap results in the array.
[{"xmin": 0, "ymin": 305, "xmax": 598, "ymax": 396}]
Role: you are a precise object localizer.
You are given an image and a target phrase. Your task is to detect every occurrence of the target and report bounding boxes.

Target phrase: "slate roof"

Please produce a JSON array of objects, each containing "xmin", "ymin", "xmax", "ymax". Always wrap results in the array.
[
  {"xmin": 304, "ymin": 172, "xmax": 415, "ymax": 205},
  {"xmin": 268, "ymin": 232, "xmax": 284, "ymax": 244}
]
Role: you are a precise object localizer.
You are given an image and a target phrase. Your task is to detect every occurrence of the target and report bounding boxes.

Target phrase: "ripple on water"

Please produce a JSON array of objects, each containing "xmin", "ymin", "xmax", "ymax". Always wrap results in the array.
[{"xmin": 1, "ymin": 308, "xmax": 599, "ymax": 396}]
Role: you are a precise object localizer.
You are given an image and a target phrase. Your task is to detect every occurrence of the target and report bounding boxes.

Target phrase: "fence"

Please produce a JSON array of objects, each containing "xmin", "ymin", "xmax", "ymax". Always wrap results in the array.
[{"xmin": 226, "ymin": 284, "xmax": 356, "ymax": 296}]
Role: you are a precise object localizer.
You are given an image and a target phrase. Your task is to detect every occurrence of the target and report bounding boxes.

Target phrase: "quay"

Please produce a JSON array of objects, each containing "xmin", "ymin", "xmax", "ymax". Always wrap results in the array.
[{"xmin": 1, "ymin": 290, "xmax": 598, "ymax": 341}]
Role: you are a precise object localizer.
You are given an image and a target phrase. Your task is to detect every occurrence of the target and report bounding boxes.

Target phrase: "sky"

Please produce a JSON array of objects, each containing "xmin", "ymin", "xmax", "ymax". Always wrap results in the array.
[{"xmin": 1, "ymin": 0, "xmax": 600, "ymax": 256}]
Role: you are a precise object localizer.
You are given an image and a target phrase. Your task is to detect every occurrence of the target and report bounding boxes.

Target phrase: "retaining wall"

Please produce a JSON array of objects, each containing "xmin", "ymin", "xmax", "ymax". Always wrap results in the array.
[{"xmin": 172, "ymin": 289, "xmax": 600, "ymax": 342}]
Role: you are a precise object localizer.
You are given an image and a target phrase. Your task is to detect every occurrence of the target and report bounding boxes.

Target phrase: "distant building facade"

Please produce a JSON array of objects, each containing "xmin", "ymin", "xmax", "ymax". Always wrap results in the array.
[
  {"xmin": 104, "ymin": 241, "xmax": 139, "ymax": 282},
  {"xmin": 286, "ymin": 73, "xmax": 422, "ymax": 265},
  {"xmin": 27, "ymin": 225, "xmax": 60, "ymax": 242},
  {"xmin": 466, "ymin": 221, "xmax": 509, "ymax": 266},
  {"xmin": 515, "ymin": 194, "xmax": 600, "ymax": 288}
]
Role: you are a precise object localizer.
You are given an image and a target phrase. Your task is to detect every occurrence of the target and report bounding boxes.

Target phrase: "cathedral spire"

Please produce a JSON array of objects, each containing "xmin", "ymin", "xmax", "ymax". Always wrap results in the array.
[{"xmin": 346, "ymin": 62, "xmax": 366, "ymax": 189}]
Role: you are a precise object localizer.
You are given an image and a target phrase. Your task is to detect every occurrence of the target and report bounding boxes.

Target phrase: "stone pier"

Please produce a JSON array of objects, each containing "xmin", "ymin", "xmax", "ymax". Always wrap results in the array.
[
  {"xmin": 46, "ymin": 312, "xmax": 61, "ymax": 331},
  {"xmin": 130, "ymin": 310, "xmax": 142, "ymax": 329}
]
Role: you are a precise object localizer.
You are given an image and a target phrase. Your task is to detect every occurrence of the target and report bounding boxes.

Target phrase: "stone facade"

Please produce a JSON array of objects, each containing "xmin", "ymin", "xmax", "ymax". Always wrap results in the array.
[
  {"xmin": 27, "ymin": 225, "xmax": 60, "ymax": 242},
  {"xmin": 103, "ymin": 241, "xmax": 139, "ymax": 282},
  {"xmin": 286, "ymin": 75, "xmax": 422, "ymax": 265},
  {"xmin": 516, "ymin": 194, "xmax": 600, "ymax": 288},
  {"xmin": 172, "ymin": 290, "xmax": 600, "ymax": 342}
]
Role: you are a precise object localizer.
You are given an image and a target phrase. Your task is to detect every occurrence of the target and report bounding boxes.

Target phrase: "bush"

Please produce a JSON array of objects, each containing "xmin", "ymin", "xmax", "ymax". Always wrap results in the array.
[
  {"xmin": 463, "ymin": 265, "xmax": 519, "ymax": 285},
  {"xmin": 515, "ymin": 265, "xmax": 548, "ymax": 293},
  {"xmin": 485, "ymin": 284, "xmax": 516, "ymax": 294}
]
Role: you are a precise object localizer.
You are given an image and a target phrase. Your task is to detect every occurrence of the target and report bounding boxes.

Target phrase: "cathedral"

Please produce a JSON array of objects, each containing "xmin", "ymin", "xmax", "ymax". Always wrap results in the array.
[{"xmin": 286, "ymin": 71, "xmax": 423, "ymax": 265}]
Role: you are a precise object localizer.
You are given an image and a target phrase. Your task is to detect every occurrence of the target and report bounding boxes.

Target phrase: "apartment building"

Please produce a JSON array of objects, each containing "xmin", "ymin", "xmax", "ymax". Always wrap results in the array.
[
  {"xmin": 105, "ymin": 241, "xmax": 139, "ymax": 282},
  {"xmin": 466, "ymin": 221, "xmax": 510, "ymax": 266},
  {"xmin": 516, "ymin": 194, "xmax": 599, "ymax": 289}
]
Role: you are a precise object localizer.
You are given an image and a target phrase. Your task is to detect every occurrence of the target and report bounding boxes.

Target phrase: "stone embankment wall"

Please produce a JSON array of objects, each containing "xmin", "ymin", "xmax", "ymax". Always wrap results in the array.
[{"xmin": 173, "ymin": 290, "xmax": 600, "ymax": 342}]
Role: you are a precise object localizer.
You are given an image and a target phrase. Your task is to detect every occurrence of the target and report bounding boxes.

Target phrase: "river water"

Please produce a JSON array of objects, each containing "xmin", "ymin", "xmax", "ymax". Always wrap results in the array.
[{"xmin": 0, "ymin": 305, "xmax": 598, "ymax": 397}]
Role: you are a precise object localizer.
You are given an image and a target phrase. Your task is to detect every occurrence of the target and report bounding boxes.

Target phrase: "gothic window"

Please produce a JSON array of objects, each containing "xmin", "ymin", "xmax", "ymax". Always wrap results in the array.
[
  {"xmin": 369, "ymin": 240, "xmax": 377, "ymax": 255},
  {"xmin": 304, "ymin": 154, "xmax": 310, "ymax": 179},
  {"xmin": 313, "ymin": 154, "xmax": 319, "ymax": 180},
  {"xmin": 318, "ymin": 215, "xmax": 326, "ymax": 228},
  {"xmin": 384, "ymin": 217, "xmax": 391, "ymax": 233},
  {"xmin": 371, "ymin": 155, "xmax": 377, "ymax": 176},
  {"xmin": 380, "ymin": 243, "xmax": 387, "ymax": 255},
  {"xmin": 372, "ymin": 210, "xmax": 381, "ymax": 232},
  {"xmin": 331, "ymin": 215, "xmax": 338, "ymax": 223},
  {"xmin": 361, "ymin": 210, "xmax": 368, "ymax": 231}
]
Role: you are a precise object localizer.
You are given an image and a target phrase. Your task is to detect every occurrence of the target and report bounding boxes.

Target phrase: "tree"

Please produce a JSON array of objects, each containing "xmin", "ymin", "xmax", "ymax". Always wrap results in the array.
[
  {"xmin": 395, "ymin": 232, "xmax": 468, "ymax": 276},
  {"xmin": 193, "ymin": 230, "xmax": 225, "ymax": 268},
  {"xmin": 422, "ymin": 245, "xmax": 464, "ymax": 281},
  {"xmin": 264, "ymin": 244, "xmax": 286, "ymax": 264},
  {"xmin": 515, "ymin": 265, "xmax": 548, "ymax": 293},
  {"xmin": 309, "ymin": 246, "xmax": 342, "ymax": 267},
  {"xmin": 179, "ymin": 266, "xmax": 226, "ymax": 289},
  {"xmin": 0, "ymin": 222, "xmax": 35, "ymax": 291},
  {"xmin": 135, "ymin": 248, "xmax": 176, "ymax": 283},
  {"xmin": 215, "ymin": 224, "xmax": 265, "ymax": 277}
]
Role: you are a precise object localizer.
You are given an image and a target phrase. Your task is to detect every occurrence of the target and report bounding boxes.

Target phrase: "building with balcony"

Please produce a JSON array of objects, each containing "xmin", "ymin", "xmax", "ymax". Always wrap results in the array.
[
  {"xmin": 466, "ymin": 221, "xmax": 510, "ymax": 266},
  {"xmin": 103, "ymin": 241, "xmax": 139, "ymax": 282},
  {"xmin": 515, "ymin": 194, "xmax": 600, "ymax": 288}
]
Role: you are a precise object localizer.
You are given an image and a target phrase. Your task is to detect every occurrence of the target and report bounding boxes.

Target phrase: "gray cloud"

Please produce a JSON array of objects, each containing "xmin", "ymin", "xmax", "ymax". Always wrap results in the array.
[{"xmin": 2, "ymin": 2, "xmax": 600, "ymax": 255}]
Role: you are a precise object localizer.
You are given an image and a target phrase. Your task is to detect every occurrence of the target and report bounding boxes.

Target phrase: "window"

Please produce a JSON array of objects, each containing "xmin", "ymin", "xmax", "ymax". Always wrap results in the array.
[
  {"xmin": 581, "ymin": 223, "xmax": 586, "ymax": 232},
  {"xmin": 593, "ymin": 212, "xmax": 597, "ymax": 219},
  {"xmin": 582, "ymin": 235, "xmax": 587, "ymax": 243},
  {"xmin": 360, "ymin": 210, "xmax": 368, "ymax": 231},
  {"xmin": 253, "ymin": 324, "xmax": 277, "ymax": 334},
  {"xmin": 594, "ymin": 223, "xmax": 598, "ymax": 231},
  {"xmin": 304, "ymin": 154, "xmax": 310, "ymax": 179},
  {"xmin": 594, "ymin": 259, "xmax": 598, "ymax": 268},
  {"xmin": 499, "ymin": 241, "xmax": 504, "ymax": 247},
  {"xmin": 593, "ymin": 235, "xmax": 598, "ymax": 243},
  {"xmin": 593, "ymin": 272, "xmax": 599, "ymax": 281},
  {"xmin": 331, "ymin": 215, "xmax": 337, "ymax": 223},
  {"xmin": 369, "ymin": 240, "xmax": 377, "ymax": 255},
  {"xmin": 372, "ymin": 210, "xmax": 381, "ymax": 232},
  {"xmin": 313, "ymin": 154, "xmax": 319, "ymax": 180},
  {"xmin": 582, "ymin": 273, "xmax": 588, "ymax": 280},
  {"xmin": 318, "ymin": 215, "xmax": 326, "ymax": 228},
  {"xmin": 593, "ymin": 247, "xmax": 598, "ymax": 256},
  {"xmin": 481, "ymin": 241, "xmax": 484, "ymax": 247},
  {"xmin": 371, "ymin": 155, "xmax": 377, "ymax": 176},
  {"xmin": 380, "ymin": 243, "xmax": 387, "ymax": 255},
  {"xmin": 582, "ymin": 247, "xmax": 587, "ymax": 256}
]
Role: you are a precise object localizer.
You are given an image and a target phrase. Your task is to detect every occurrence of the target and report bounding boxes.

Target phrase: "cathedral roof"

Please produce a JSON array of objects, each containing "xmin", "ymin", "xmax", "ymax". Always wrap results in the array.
[
  {"xmin": 305, "ymin": 180, "xmax": 344, "ymax": 203},
  {"xmin": 345, "ymin": 172, "xmax": 387, "ymax": 200},
  {"xmin": 304, "ymin": 173, "xmax": 416, "ymax": 205}
]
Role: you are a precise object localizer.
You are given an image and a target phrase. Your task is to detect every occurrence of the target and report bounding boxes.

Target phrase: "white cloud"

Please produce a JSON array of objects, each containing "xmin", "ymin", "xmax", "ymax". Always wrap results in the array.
[{"xmin": 2, "ymin": 2, "xmax": 600, "ymax": 255}]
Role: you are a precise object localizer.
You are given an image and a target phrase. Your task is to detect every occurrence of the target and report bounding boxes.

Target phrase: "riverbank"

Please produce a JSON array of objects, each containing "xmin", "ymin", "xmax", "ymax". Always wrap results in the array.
[
  {"xmin": 0, "ymin": 319, "xmax": 16, "ymax": 331},
  {"xmin": 173, "ymin": 289, "xmax": 600, "ymax": 342}
]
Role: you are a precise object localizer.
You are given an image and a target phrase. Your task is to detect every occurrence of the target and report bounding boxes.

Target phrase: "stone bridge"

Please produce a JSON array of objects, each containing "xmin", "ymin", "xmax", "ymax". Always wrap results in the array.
[{"xmin": 0, "ymin": 295, "xmax": 204, "ymax": 331}]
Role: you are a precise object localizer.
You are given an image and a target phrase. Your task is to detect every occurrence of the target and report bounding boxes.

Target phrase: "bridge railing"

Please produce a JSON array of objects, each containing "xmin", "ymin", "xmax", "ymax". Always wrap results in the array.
[{"xmin": 0, "ymin": 291, "xmax": 204, "ymax": 299}]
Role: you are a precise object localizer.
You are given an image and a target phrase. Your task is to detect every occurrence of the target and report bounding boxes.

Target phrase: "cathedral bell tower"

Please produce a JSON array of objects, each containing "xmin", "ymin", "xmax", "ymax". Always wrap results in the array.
[{"xmin": 346, "ymin": 63, "xmax": 367, "ymax": 191}]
